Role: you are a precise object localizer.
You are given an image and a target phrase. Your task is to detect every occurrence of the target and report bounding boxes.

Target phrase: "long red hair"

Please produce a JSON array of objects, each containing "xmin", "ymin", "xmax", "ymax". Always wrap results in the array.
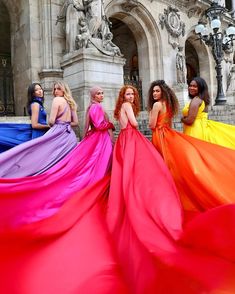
[{"xmin": 114, "ymin": 85, "xmax": 140, "ymax": 120}]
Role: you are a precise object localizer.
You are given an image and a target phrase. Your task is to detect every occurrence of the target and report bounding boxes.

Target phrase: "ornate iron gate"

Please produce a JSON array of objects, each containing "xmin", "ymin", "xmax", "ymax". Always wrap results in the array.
[{"xmin": 0, "ymin": 54, "xmax": 14, "ymax": 116}]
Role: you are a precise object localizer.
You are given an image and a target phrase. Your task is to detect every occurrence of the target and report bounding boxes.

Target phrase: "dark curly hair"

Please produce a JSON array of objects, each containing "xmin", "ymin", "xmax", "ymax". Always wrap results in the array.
[{"xmin": 147, "ymin": 80, "xmax": 179, "ymax": 116}]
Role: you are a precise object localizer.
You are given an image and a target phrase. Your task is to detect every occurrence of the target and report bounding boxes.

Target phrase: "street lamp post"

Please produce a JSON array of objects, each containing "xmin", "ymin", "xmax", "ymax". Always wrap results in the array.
[{"xmin": 195, "ymin": 0, "xmax": 235, "ymax": 105}]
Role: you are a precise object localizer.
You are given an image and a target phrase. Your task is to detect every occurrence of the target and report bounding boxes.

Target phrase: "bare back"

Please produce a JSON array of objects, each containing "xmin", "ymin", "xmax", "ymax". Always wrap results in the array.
[
  {"xmin": 49, "ymin": 96, "xmax": 78, "ymax": 126},
  {"xmin": 119, "ymin": 102, "xmax": 138, "ymax": 129}
]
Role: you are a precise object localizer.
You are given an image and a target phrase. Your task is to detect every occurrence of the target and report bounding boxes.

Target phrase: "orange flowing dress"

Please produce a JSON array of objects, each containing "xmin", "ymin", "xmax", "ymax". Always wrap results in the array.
[{"xmin": 152, "ymin": 109, "xmax": 235, "ymax": 212}]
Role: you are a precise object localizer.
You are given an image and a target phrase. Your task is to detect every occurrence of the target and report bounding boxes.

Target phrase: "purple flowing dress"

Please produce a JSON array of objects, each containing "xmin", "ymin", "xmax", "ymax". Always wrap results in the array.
[
  {"xmin": 0, "ymin": 105, "xmax": 77, "ymax": 178},
  {"xmin": 0, "ymin": 102, "xmax": 114, "ymax": 225}
]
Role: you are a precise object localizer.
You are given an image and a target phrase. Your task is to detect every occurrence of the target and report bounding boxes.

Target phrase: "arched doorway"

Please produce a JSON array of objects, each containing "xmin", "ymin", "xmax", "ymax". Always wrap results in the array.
[
  {"xmin": 109, "ymin": 17, "xmax": 143, "ymax": 107},
  {"xmin": 185, "ymin": 40, "xmax": 199, "ymax": 84},
  {"xmin": 0, "ymin": 0, "xmax": 14, "ymax": 115},
  {"xmin": 106, "ymin": 2, "xmax": 163, "ymax": 111}
]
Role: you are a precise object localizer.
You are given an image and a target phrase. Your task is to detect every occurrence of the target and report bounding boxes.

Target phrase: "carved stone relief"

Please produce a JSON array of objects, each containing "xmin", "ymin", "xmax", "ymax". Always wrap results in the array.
[
  {"xmin": 57, "ymin": 0, "xmax": 123, "ymax": 57},
  {"xmin": 121, "ymin": 0, "xmax": 139, "ymax": 12},
  {"xmin": 159, "ymin": 6, "xmax": 185, "ymax": 49}
]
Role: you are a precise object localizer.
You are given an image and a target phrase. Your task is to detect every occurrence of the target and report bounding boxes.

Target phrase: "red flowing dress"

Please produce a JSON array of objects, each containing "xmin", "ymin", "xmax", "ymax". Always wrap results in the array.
[{"xmin": 107, "ymin": 122, "xmax": 235, "ymax": 293}]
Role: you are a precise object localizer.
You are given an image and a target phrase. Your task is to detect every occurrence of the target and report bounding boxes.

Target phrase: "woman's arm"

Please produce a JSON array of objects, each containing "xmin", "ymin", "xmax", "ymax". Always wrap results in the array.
[
  {"xmin": 49, "ymin": 99, "xmax": 60, "ymax": 127},
  {"xmin": 181, "ymin": 98, "xmax": 201, "ymax": 125},
  {"xmin": 123, "ymin": 102, "xmax": 138, "ymax": 127},
  {"xmin": 31, "ymin": 103, "xmax": 49, "ymax": 130},
  {"xmin": 89, "ymin": 104, "xmax": 114, "ymax": 131},
  {"xmin": 149, "ymin": 102, "xmax": 162, "ymax": 130},
  {"xmin": 70, "ymin": 109, "xmax": 79, "ymax": 127}
]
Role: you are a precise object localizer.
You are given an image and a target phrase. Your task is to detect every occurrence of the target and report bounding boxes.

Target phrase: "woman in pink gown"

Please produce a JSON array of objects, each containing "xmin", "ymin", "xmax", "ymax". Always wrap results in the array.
[
  {"xmin": 0, "ymin": 86, "xmax": 123, "ymax": 294},
  {"xmin": 106, "ymin": 85, "xmax": 235, "ymax": 293}
]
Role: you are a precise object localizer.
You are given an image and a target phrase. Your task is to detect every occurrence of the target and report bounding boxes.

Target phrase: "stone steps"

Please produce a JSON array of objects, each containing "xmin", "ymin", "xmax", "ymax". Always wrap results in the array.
[{"xmin": 1, "ymin": 104, "xmax": 235, "ymax": 140}]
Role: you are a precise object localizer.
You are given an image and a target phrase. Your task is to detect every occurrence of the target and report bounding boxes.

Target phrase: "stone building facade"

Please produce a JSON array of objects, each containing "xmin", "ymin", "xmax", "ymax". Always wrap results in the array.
[{"xmin": 0, "ymin": 0, "xmax": 235, "ymax": 131}]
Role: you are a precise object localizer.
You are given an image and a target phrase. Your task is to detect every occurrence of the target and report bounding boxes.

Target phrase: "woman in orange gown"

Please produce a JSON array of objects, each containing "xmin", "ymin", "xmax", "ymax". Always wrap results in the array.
[
  {"xmin": 106, "ymin": 84, "xmax": 235, "ymax": 293},
  {"xmin": 149, "ymin": 79, "xmax": 235, "ymax": 213},
  {"xmin": 181, "ymin": 77, "xmax": 235, "ymax": 149}
]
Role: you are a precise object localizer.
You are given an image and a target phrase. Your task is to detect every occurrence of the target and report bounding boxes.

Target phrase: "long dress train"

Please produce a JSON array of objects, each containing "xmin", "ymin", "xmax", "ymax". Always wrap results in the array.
[
  {"xmin": 0, "ymin": 103, "xmax": 119, "ymax": 293},
  {"xmin": 0, "ymin": 105, "xmax": 77, "ymax": 178},
  {"xmin": 182, "ymin": 101, "xmax": 235, "ymax": 149},
  {"xmin": 0, "ymin": 177, "xmax": 128, "ymax": 294},
  {"xmin": 152, "ymin": 110, "xmax": 235, "ymax": 212},
  {"xmin": 0, "ymin": 123, "xmax": 32, "ymax": 152},
  {"xmin": 107, "ymin": 123, "xmax": 235, "ymax": 293},
  {"xmin": 0, "ymin": 102, "xmax": 113, "ymax": 225}
]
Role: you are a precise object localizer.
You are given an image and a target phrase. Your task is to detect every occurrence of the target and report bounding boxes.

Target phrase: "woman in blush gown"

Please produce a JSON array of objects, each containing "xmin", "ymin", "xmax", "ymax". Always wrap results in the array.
[
  {"xmin": 0, "ymin": 83, "xmax": 49, "ymax": 152},
  {"xmin": 149, "ymin": 79, "xmax": 235, "ymax": 212},
  {"xmin": 106, "ymin": 84, "xmax": 235, "ymax": 294},
  {"xmin": 181, "ymin": 77, "xmax": 235, "ymax": 149},
  {"xmin": 0, "ymin": 81, "xmax": 78, "ymax": 178},
  {"xmin": 0, "ymin": 87, "xmax": 125, "ymax": 294}
]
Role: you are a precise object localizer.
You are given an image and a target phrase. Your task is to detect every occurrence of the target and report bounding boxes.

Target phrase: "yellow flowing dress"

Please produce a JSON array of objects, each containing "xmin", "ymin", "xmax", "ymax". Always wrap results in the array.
[{"xmin": 182, "ymin": 100, "xmax": 235, "ymax": 149}]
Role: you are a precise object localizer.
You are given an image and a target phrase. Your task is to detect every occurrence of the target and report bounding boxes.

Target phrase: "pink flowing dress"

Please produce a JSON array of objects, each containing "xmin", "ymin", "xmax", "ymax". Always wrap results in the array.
[{"xmin": 0, "ymin": 103, "xmax": 119, "ymax": 294}]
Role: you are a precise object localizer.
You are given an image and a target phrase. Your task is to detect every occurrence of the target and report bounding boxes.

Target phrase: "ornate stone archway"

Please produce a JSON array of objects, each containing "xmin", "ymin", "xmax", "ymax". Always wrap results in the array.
[{"xmin": 105, "ymin": 0, "xmax": 163, "ymax": 110}]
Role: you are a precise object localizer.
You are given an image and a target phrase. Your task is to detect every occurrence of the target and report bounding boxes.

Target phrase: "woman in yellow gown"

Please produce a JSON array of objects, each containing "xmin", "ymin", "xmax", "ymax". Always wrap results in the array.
[
  {"xmin": 181, "ymin": 77, "xmax": 235, "ymax": 149},
  {"xmin": 148, "ymin": 79, "xmax": 235, "ymax": 213}
]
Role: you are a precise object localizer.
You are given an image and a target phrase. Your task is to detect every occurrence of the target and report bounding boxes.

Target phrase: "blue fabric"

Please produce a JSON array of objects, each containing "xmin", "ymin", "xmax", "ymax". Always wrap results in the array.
[
  {"xmin": 0, "ymin": 123, "xmax": 32, "ymax": 153},
  {"xmin": 0, "ymin": 101, "xmax": 48, "ymax": 153}
]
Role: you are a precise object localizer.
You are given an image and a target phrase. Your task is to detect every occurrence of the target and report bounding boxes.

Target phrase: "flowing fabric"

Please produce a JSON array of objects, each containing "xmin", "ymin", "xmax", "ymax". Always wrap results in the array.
[
  {"xmin": 0, "ymin": 177, "xmax": 128, "ymax": 294},
  {"xmin": 0, "ymin": 103, "xmax": 78, "ymax": 178},
  {"xmin": 0, "ymin": 123, "xmax": 32, "ymax": 152},
  {"xmin": 182, "ymin": 101, "xmax": 235, "ymax": 149},
  {"xmin": 0, "ymin": 102, "xmax": 48, "ymax": 153},
  {"xmin": 107, "ymin": 123, "xmax": 235, "ymax": 293},
  {"xmin": 152, "ymin": 111, "xmax": 235, "ymax": 212},
  {"xmin": 0, "ymin": 121, "xmax": 77, "ymax": 178},
  {"xmin": 0, "ymin": 103, "xmax": 113, "ymax": 224},
  {"xmin": 0, "ymin": 103, "xmax": 118, "ymax": 294}
]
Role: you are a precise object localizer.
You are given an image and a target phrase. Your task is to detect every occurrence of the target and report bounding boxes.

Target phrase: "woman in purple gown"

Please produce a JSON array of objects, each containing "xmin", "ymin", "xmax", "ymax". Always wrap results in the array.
[
  {"xmin": 0, "ymin": 85, "xmax": 115, "ymax": 222},
  {"xmin": 0, "ymin": 81, "xmax": 78, "ymax": 178}
]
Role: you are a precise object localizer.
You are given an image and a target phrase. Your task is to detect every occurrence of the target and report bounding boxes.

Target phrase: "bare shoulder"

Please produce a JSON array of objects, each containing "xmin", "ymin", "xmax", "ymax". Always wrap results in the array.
[
  {"xmin": 31, "ymin": 102, "xmax": 40, "ymax": 109},
  {"xmin": 122, "ymin": 102, "xmax": 132, "ymax": 110},
  {"xmin": 52, "ymin": 96, "xmax": 66, "ymax": 106},
  {"xmin": 191, "ymin": 96, "xmax": 202, "ymax": 106},
  {"xmin": 152, "ymin": 101, "xmax": 162, "ymax": 110}
]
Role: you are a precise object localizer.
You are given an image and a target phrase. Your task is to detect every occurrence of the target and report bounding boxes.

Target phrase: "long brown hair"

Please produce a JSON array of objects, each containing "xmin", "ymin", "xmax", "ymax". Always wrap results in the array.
[
  {"xmin": 147, "ymin": 80, "xmax": 179, "ymax": 116},
  {"xmin": 114, "ymin": 85, "xmax": 140, "ymax": 120}
]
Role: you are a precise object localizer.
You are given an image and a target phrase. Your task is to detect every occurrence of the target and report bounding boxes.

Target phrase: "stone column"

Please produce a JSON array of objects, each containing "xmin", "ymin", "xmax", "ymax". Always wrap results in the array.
[{"xmin": 39, "ymin": 0, "xmax": 63, "ymax": 109}]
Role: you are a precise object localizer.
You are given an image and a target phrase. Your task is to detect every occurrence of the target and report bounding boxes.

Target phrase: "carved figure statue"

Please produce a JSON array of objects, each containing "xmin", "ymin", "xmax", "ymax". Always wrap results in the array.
[
  {"xmin": 75, "ymin": 18, "xmax": 91, "ymax": 49},
  {"xmin": 84, "ymin": 0, "xmax": 103, "ymax": 38},
  {"xmin": 103, "ymin": 32, "xmax": 123, "ymax": 56},
  {"xmin": 65, "ymin": 0, "xmax": 85, "ymax": 52},
  {"xmin": 176, "ymin": 46, "xmax": 186, "ymax": 84}
]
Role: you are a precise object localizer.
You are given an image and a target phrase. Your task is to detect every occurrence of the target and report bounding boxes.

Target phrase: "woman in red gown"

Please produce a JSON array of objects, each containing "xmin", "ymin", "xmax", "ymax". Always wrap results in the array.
[{"xmin": 107, "ymin": 84, "xmax": 235, "ymax": 293}]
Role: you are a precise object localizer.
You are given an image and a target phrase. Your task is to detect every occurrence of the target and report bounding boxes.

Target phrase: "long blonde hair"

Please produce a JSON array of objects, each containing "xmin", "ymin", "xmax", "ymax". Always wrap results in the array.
[{"xmin": 53, "ymin": 81, "xmax": 77, "ymax": 110}]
